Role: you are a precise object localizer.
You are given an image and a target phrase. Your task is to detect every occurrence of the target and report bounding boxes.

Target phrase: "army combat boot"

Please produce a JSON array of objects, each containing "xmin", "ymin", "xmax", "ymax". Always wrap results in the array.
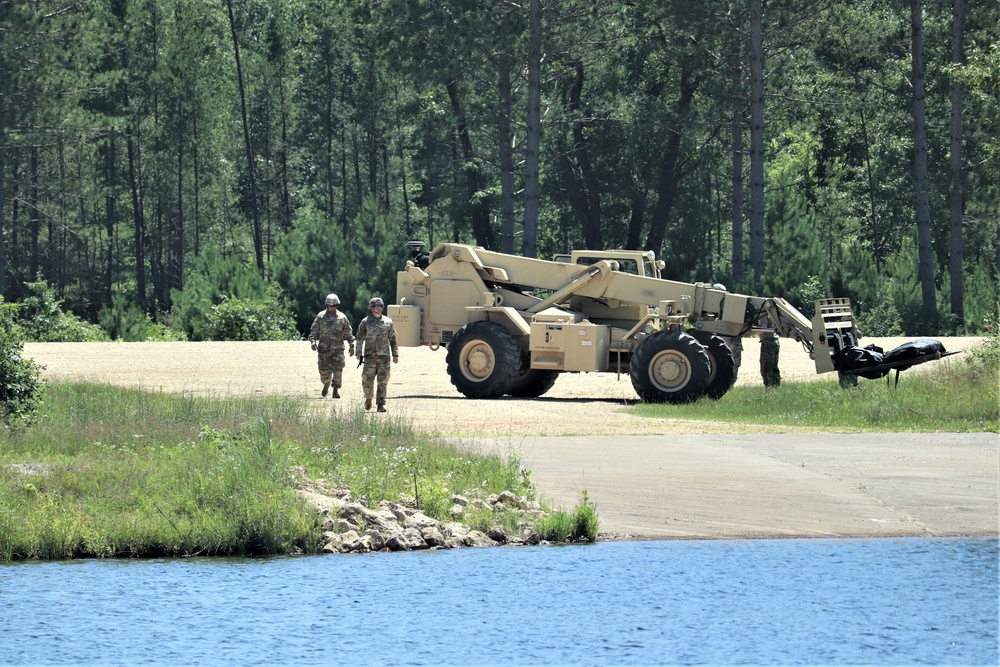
[
  {"xmin": 321, "ymin": 382, "xmax": 330, "ymax": 398},
  {"xmin": 364, "ymin": 398, "xmax": 372, "ymax": 410},
  {"xmin": 332, "ymin": 387, "xmax": 340, "ymax": 398},
  {"xmin": 377, "ymin": 403, "xmax": 387, "ymax": 413}
]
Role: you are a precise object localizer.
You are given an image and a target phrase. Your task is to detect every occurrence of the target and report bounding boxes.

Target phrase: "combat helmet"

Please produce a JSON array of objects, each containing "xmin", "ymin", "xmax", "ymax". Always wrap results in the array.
[
  {"xmin": 325, "ymin": 293, "xmax": 340, "ymax": 306},
  {"xmin": 368, "ymin": 297, "xmax": 385, "ymax": 309}
]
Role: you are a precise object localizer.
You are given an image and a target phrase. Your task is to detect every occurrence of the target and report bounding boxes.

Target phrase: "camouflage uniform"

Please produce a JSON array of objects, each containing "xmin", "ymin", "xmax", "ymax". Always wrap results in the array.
[
  {"xmin": 759, "ymin": 332, "xmax": 781, "ymax": 388},
  {"xmin": 356, "ymin": 303, "xmax": 398, "ymax": 411},
  {"xmin": 308, "ymin": 307, "xmax": 355, "ymax": 396}
]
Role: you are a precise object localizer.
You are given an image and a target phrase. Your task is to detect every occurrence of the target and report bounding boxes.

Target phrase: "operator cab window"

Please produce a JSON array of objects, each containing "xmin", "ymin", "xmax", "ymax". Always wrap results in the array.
[{"xmin": 576, "ymin": 256, "xmax": 639, "ymax": 275}]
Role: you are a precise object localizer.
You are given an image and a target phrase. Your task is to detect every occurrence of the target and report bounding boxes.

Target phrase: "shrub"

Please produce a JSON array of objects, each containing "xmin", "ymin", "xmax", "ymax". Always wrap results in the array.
[
  {"xmin": 0, "ymin": 298, "xmax": 46, "ymax": 429},
  {"xmin": 207, "ymin": 286, "xmax": 300, "ymax": 341},
  {"xmin": 15, "ymin": 279, "xmax": 109, "ymax": 342},
  {"xmin": 99, "ymin": 293, "xmax": 187, "ymax": 342}
]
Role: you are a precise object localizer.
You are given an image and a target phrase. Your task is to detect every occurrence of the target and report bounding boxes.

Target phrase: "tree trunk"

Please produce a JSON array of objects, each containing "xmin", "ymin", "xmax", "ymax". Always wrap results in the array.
[
  {"xmin": 948, "ymin": 0, "xmax": 964, "ymax": 325},
  {"xmin": 522, "ymin": 0, "xmax": 542, "ymax": 258},
  {"xmin": 558, "ymin": 60, "xmax": 602, "ymax": 250},
  {"xmin": 127, "ymin": 130, "xmax": 146, "ymax": 307},
  {"xmin": 731, "ymin": 36, "xmax": 745, "ymax": 285},
  {"xmin": 498, "ymin": 63, "xmax": 517, "ymax": 254},
  {"xmin": 0, "ymin": 89, "xmax": 6, "ymax": 296},
  {"xmin": 626, "ymin": 193, "xmax": 645, "ymax": 250},
  {"xmin": 645, "ymin": 65, "xmax": 697, "ymax": 254},
  {"xmin": 446, "ymin": 79, "xmax": 494, "ymax": 249},
  {"xmin": 911, "ymin": 0, "xmax": 937, "ymax": 316},
  {"xmin": 225, "ymin": 0, "xmax": 264, "ymax": 275},
  {"xmin": 30, "ymin": 146, "xmax": 39, "ymax": 281},
  {"xmin": 748, "ymin": 0, "xmax": 765, "ymax": 288}
]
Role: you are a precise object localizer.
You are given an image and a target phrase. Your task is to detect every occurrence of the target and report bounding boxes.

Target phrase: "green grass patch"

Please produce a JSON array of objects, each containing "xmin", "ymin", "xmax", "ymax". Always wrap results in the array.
[
  {"xmin": 536, "ymin": 492, "xmax": 599, "ymax": 543},
  {"xmin": 631, "ymin": 358, "xmax": 999, "ymax": 432},
  {"xmin": 0, "ymin": 383, "xmax": 534, "ymax": 561}
]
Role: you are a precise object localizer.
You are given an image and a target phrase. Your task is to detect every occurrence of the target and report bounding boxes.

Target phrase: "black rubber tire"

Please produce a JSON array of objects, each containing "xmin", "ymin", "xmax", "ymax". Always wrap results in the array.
[
  {"xmin": 629, "ymin": 330, "xmax": 711, "ymax": 403},
  {"xmin": 688, "ymin": 330, "xmax": 738, "ymax": 400},
  {"xmin": 446, "ymin": 321, "xmax": 520, "ymax": 398},
  {"xmin": 507, "ymin": 364, "xmax": 559, "ymax": 398}
]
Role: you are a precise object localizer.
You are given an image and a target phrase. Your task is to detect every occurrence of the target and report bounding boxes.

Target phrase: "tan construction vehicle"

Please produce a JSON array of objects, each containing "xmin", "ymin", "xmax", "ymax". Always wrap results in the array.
[{"xmin": 391, "ymin": 241, "xmax": 861, "ymax": 403}]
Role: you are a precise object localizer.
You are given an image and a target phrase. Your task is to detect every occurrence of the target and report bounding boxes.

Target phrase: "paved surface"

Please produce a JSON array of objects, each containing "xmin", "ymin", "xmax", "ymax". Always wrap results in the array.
[{"xmin": 449, "ymin": 432, "xmax": 999, "ymax": 539}]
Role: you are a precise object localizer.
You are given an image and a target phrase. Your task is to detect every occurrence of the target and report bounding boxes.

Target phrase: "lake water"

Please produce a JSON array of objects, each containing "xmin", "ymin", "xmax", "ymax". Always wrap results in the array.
[{"xmin": 2, "ymin": 537, "xmax": 997, "ymax": 666}]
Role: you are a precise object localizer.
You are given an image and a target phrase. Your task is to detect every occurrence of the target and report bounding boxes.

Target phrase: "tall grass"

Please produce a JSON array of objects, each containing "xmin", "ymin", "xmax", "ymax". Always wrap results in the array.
[
  {"xmin": 0, "ymin": 383, "xmax": 534, "ymax": 560},
  {"xmin": 633, "ymin": 354, "xmax": 998, "ymax": 432}
]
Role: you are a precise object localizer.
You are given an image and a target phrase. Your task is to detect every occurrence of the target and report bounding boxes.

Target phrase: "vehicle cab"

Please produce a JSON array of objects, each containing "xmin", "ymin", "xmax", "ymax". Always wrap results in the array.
[{"xmin": 553, "ymin": 249, "xmax": 665, "ymax": 279}]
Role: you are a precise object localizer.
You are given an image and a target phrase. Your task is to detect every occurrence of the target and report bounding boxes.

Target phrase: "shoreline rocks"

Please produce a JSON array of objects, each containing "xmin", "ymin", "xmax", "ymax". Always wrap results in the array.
[{"xmin": 292, "ymin": 467, "xmax": 547, "ymax": 554}]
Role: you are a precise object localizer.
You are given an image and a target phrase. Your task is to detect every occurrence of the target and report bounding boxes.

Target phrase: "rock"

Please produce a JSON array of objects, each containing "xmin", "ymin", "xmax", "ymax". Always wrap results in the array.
[
  {"xmin": 451, "ymin": 494, "xmax": 470, "ymax": 507},
  {"xmin": 463, "ymin": 530, "xmax": 498, "ymax": 548},
  {"xmin": 296, "ymin": 489, "xmax": 348, "ymax": 514},
  {"xmin": 496, "ymin": 490, "xmax": 522, "ymax": 508},
  {"xmin": 421, "ymin": 526, "xmax": 446, "ymax": 547},
  {"xmin": 387, "ymin": 528, "xmax": 427, "ymax": 551},
  {"xmin": 402, "ymin": 512, "xmax": 438, "ymax": 531},
  {"xmin": 487, "ymin": 527, "xmax": 507, "ymax": 544},
  {"xmin": 321, "ymin": 531, "xmax": 343, "ymax": 553}
]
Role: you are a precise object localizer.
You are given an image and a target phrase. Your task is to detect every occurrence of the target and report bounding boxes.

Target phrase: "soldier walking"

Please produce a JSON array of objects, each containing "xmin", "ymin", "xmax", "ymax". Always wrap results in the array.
[
  {"xmin": 308, "ymin": 293, "xmax": 355, "ymax": 398},
  {"xmin": 355, "ymin": 297, "xmax": 398, "ymax": 412}
]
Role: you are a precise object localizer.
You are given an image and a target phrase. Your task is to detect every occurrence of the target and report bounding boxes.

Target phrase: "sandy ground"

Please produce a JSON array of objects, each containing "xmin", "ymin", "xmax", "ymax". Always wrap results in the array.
[
  {"xmin": 22, "ymin": 336, "xmax": 983, "ymax": 438},
  {"xmin": 23, "ymin": 336, "xmax": 998, "ymax": 539}
]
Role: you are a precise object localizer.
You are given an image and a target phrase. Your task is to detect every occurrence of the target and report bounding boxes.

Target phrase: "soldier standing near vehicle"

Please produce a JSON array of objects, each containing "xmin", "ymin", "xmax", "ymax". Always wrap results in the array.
[
  {"xmin": 355, "ymin": 297, "xmax": 398, "ymax": 412},
  {"xmin": 308, "ymin": 294, "xmax": 355, "ymax": 398},
  {"xmin": 760, "ymin": 331, "xmax": 781, "ymax": 388}
]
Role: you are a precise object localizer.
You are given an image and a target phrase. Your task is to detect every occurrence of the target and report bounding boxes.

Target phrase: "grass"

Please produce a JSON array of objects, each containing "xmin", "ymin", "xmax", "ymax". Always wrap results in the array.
[
  {"xmin": 631, "ymin": 357, "xmax": 999, "ymax": 432},
  {"xmin": 0, "ymin": 383, "xmax": 538, "ymax": 560}
]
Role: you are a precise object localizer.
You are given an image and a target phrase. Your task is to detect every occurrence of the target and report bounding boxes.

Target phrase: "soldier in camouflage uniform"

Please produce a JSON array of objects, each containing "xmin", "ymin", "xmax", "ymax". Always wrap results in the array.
[
  {"xmin": 355, "ymin": 296, "xmax": 398, "ymax": 412},
  {"xmin": 759, "ymin": 332, "xmax": 781, "ymax": 388},
  {"xmin": 308, "ymin": 293, "xmax": 355, "ymax": 398}
]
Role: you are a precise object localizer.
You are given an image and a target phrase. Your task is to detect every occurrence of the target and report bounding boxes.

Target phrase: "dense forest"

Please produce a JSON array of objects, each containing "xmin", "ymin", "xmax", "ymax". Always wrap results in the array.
[{"xmin": 1, "ymin": 0, "xmax": 997, "ymax": 340}]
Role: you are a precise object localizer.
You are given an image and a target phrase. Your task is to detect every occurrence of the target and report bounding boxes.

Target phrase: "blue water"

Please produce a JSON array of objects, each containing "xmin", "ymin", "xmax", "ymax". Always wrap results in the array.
[{"xmin": 2, "ymin": 537, "xmax": 997, "ymax": 666}]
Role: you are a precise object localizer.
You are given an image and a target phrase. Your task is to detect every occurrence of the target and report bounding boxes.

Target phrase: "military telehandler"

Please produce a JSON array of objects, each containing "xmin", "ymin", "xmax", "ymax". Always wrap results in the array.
[{"xmin": 391, "ymin": 241, "xmax": 863, "ymax": 403}]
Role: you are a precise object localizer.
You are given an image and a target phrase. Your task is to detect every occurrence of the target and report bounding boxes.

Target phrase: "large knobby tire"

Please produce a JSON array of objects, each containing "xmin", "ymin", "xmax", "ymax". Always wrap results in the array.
[
  {"xmin": 630, "ymin": 330, "xmax": 711, "ymax": 404},
  {"xmin": 688, "ymin": 330, "xmax": 738, "ymax": 400},
  {"xmin": 507, "ymin": 363, "xmax": 559, "ymax": 398},
  {"xmin": 446, "ymin": 321, "xmax": 520, "ymax": 398}
]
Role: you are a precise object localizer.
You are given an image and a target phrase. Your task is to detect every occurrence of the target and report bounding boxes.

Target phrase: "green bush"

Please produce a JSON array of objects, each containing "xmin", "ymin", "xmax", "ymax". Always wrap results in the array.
[
  {"xmin": 536, "ymin": 492, "xmax": 598, "ymax": 543},
  {"xmin": 0, "ymin": 298, "xmax": 46, "ymax": 429},
  {"xmin": 99, "ymin": 293, "xmax": 187, "ymax": 342},
  {"xmin": 15, "ymin": 279, "xmax": 109, "ymax": 342},
  {"xmin": 207, "ymin": 286, "xmax": 300, "ymax": 341},
  {"xmin": 169, "ymin": 246, "xmax": 270, "ymax": 341}
]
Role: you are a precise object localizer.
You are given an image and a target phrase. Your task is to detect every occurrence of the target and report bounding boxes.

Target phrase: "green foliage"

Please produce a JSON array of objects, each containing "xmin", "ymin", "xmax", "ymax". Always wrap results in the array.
[
  {"xmin": 966, "ymin": 322, "xmax": 1000, "ymax": 370},
  {"xmin": 15, "ymin": 280, "xmax": 109, "ymax": 342},
  {"xmin": 964, "ymin": 265, "xmax": 1000, "ymax": 333},
  {"xmin": 272, "ymin": 197, "xmax": 410, "ymax": 332},
  {"xmin": 99, "ymin": 293, "xmax": 187, "ymax": 342},
  {"xmin": 207, "ymin": 286, "xmax": 300, "ymax": 341},
  {"xmin": 536, "ymin": 492, "xmax": 598, "ymax": 543},
  {"xmin": 759, "ymin": 160, "xmax": 832, "ymax": 314},
  {"xmin": 170, "ymin": 247, "xmax": 271, "ymax": 341},
  {"xmin": 0, "ymin": 299, "xmax": 46, "ymax": 429},
  {"xmin": 3, "ymin": 0, "xmax": 998, "ymax": 360}
]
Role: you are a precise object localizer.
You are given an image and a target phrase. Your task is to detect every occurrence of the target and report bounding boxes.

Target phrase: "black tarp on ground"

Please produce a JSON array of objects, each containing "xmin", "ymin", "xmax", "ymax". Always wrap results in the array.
[{"xmin": 838, "ymin": 338, "xmax": 947, "ymax": 379}]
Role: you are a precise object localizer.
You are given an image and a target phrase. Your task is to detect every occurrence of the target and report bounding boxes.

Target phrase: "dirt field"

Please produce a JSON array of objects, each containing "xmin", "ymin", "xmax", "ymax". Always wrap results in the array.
[{"xmin": 23, "ymin": 336, "xmax": 983, "ymax": 438}]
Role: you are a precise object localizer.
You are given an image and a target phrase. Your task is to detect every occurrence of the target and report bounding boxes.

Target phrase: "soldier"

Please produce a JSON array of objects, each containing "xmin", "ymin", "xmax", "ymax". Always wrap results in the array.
[
  {"xmin": 355, "ymin": 297, "xmax": 398, "ymax": 412},
  {"xmin": 308, "ymin": 293, "xmax": 355, "ymax": 398},
  {"xmin": 759, "ymin": 331, "xmax": 781, "ymax": 388}
]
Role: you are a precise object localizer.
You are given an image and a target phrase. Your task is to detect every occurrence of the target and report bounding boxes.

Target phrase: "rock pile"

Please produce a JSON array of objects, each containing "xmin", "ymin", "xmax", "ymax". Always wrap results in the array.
[{"xmin": 291, "ymin": 468, "xmax": 546, "ymax": 554}]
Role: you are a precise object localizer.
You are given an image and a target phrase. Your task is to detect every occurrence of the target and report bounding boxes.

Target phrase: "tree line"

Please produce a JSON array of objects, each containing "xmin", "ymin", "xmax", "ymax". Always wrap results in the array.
[{"xmin": 1, "ymin": 0, "xmax": 997, "ymax": 339}]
